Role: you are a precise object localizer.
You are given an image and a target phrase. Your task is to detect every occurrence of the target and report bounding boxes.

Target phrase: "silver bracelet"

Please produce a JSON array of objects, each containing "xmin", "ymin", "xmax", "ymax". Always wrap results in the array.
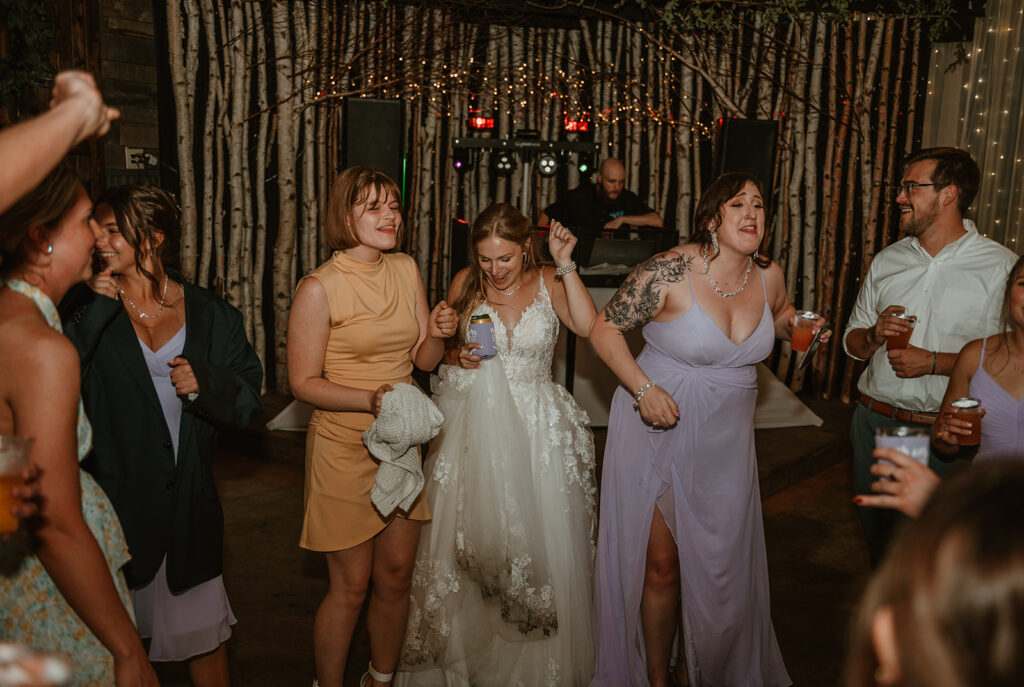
[
  {"xmin": 554, "ymin": 261, "xmax": 577, "ymax": 278},
  {"xmin": 632, "ymin": 379, "xmax": 657, "ymax": 410}
]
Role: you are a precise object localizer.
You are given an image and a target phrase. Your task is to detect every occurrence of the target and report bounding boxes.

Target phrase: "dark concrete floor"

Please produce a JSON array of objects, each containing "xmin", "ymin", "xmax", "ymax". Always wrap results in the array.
[{"xmin": 159, "ymin": 398, "xmax": 871, "ymax": 686}]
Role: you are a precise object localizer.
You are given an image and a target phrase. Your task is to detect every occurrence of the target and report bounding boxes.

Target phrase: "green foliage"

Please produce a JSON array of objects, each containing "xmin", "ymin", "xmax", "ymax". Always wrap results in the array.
[{"xmin": 0, "ymin": 0, "xmax": 54, "ymax": 103}]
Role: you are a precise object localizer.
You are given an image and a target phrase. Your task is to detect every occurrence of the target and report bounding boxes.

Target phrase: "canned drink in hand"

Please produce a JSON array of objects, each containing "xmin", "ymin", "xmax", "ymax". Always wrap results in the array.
[
  {"xmin": 468, "ymin": 314, "xmax": 497, "ymax": 360},
  {"xmin": 875, "ymin": 425, "xmax": 930, "ymax": 474}
]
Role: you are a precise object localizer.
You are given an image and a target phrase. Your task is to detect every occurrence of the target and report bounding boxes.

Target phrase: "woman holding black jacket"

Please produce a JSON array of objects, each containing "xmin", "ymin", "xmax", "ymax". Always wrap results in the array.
[{"xmin": 64, "ymin": 184, "xmax": 262, "ymax": 687}]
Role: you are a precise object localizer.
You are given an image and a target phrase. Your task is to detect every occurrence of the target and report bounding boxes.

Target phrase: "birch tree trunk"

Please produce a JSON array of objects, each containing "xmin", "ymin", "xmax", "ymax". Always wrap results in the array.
[
  {"xmin": 167, "ymin": 0, "xmax": 200, "ymax": 279},
  {"xmin": 271, "ymin": 0, "xmax": 297, "ymax": 390}
]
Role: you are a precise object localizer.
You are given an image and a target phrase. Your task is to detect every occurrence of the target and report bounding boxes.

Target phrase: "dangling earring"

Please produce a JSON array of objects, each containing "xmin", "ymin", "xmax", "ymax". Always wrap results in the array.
[
  {"xmin": 45, "ymin": 244, "xmax": 53, "ymax": 255},
  {"xmin": 522, "ymin": 253, "xmax": 527, "ymax": 266},
  {"xmin": 710, "ymin": 229, "xmax": 720, "ymax": 255},
  {"xmin": 753, "ymin": 249, "xmax": 759, "ymax": 260}
]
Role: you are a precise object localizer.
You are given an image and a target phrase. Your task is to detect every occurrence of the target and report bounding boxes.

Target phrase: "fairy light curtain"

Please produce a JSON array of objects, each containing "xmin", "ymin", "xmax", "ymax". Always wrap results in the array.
[
  {"xmin": 923, "ymin": 0, "xmax": 1024, "ymax": 249},
  {"xmin": 165, "ymin": 1, "xmax": 930, "ymax": 399}
]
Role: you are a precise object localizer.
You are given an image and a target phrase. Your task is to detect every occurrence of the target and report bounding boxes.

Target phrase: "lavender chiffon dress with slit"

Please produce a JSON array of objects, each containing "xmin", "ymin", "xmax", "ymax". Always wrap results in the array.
[{"xmin": 591, "ymin": 269, "xmax": 791, "ymax": 687}]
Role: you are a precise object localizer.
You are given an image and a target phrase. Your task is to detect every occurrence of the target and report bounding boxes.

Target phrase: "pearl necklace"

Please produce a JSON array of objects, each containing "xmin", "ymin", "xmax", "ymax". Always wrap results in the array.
[
  {"xmin": 119, "ymin": 275, "xmax": 169, "ymax": 319},
  {"xmin": 702, "ymin": 244, "xmax": 752, "ymax": 299}
]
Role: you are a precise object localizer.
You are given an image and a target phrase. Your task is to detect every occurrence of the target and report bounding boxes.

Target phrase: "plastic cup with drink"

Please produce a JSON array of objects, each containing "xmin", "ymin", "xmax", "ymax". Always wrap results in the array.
[
  {"xmin": 791, "ymin": 310, "xmax": 823, "ymax": 353},
  {"xmin": 874, "ymin": 426, "xmax": 929, "ymax": 475},
  {"xmin": 885, "ymin": 312, "xmax": 917, "ymax": 350},
  {"xmin": 949, "ymin": 397, "xmax": 984, "ymax": 446},
  {"xmin": 0, "ymin": 436, "xmax": 33, "ymax": 535}
]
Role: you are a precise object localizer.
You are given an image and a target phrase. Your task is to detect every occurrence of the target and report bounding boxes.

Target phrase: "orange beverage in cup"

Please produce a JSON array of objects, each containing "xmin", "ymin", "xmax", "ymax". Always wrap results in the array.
[
  {"xmin": 792, "ymin": 311, "xmax": 820, "ymax": 352},
  {"xmin": 950, "ymin": 397, "xmax": 983, "ymax": 446},
  {"xmin": 885, "ymin": 313, "xmax": 917, "ymax": 350},
  {"xmin": 0, "ymin": 436, "xmax": 33, "ymax": 534}
]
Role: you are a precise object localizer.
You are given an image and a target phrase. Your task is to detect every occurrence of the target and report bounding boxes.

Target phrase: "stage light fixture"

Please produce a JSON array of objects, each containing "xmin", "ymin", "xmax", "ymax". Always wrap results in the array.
[
  {"xmin": 491, "ymin": 150, "xmax": 516, "ymax": 176},
  {"xmin": 578, "ymin": 151, "xmax": 595, "ymax": 174},
  {"xmin": 537, "ymin": 152, "xmax": 558, "ymax": 177},
  {"xmin": 452, "ymin": 148, "xmax": 473, "ymax": 172}
]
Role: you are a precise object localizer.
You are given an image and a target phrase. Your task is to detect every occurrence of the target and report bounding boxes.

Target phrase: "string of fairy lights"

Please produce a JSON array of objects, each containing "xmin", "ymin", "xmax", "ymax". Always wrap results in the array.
[{"xmin": 304, "ymin": 30, "xmax": 725, "ymax": 140}]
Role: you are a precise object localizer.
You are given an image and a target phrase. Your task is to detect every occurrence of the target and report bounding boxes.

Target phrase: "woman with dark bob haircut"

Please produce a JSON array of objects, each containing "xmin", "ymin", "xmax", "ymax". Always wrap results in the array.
[
  {"xmin": 63, "ymin": 184, "xmax": 263, "ymax": 686},
  {"xmin": 846, "ymin": 459, "xmax": 1024, "ymax": 687},
  {"xmin": 590, "ymin": 172, "xmax": 825, "ymax": 686}
]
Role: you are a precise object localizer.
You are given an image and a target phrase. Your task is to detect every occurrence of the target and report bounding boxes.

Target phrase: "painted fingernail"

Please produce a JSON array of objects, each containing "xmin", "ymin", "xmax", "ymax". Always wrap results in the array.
[{"xmin": 853, "ymin": 497, "xmax": 864, "ymax": 504}]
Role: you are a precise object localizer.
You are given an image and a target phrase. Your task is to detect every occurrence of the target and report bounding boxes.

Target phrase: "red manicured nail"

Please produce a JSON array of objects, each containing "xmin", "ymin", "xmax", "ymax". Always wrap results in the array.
[{"xmin": 853, "ymin": 497, "xmax": 863, "ymax": 504}]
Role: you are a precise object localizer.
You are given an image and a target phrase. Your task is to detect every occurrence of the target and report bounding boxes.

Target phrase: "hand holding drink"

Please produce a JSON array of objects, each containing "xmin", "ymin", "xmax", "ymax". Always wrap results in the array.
[
  {"xmin": 885, "ymin": 312, "xmax": 917, "ymax": 350},
  {"xmin": 936, "ymin": 398, "xmax": 985, "ymax": 447},
  {"xmin": 0, "ymin": 437, "xmax": 34, "ymax": 535},
  {"xmin": 791, "ymin": 311, "xmax": 821, "ymax": 353}
]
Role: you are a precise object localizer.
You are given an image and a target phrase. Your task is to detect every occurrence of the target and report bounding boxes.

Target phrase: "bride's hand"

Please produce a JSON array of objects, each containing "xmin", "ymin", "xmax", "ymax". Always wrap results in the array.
[
  {"xmin": 637, "ymin": 386, "xmax": 679, "ymax": 429},
  {"xmin": 547, "ymin": 220, "xmax": 577, "ymax": 267},
  {"xmin": 456, "ymin": 342, "xmax": 483, "ymax": 370}
]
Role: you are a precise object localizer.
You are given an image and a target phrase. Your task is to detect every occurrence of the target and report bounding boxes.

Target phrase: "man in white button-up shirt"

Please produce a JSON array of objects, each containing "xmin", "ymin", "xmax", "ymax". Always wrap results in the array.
[{"xmin": 843, "ymin": 147, "xmax": 1016, "ymax": 566}]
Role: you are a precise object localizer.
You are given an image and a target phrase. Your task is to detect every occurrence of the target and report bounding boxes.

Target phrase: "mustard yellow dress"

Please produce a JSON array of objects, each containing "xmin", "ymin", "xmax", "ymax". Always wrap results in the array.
[{"xmin": 299, "ymin": 251, "xmax": 430, "ymax": 552}]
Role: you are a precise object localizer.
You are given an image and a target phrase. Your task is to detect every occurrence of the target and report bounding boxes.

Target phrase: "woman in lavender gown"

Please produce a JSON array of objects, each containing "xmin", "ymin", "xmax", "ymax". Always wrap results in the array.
[{"xmin": 589, "ymin": 173, "xmax": 817, "ymax": 687}]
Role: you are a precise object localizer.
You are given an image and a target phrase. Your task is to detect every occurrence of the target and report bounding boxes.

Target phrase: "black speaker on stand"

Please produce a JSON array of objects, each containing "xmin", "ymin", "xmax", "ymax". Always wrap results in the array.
[
  {"xmin": 715, "ymin": 119, "xmax": 779, "ymax": 209},
  {"xmin": 342, "ymin": 98, "xmax": 406, "ymax": 196}
]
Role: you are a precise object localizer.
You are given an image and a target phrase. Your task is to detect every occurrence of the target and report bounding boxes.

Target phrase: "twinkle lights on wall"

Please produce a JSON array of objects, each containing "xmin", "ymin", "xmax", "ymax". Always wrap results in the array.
[
  {"xmin": 924, "ymin": 2, "xmax": 1024, "ymax": 248},
  {"xmin": 306, "ymin": 33, "xmax": 720, "ymax": 142}
]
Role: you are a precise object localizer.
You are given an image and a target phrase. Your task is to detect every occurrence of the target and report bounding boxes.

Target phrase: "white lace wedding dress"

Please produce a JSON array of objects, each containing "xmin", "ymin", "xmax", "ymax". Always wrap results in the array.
[{"xmin": 397, "ymin": 276, "xmax": 597, "ymax": 687}]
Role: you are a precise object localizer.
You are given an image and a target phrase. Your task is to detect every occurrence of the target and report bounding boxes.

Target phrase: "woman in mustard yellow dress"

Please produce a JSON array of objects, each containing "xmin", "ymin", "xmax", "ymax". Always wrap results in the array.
[{"xmin": 287, "ymin": 167, "xmax": 456, "ymax": 687}]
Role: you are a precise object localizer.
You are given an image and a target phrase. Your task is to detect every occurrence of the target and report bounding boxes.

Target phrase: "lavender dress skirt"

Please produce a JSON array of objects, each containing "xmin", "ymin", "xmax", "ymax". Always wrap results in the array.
[{"xmin": 592, "ymin": 273, "xmax": 791, "ymax": 687}]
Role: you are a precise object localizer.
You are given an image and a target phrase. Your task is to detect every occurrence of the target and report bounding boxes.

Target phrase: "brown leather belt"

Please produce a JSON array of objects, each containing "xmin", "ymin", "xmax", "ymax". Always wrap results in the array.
[{"xmin": 859, "ymin": 394, "xmax": 937, "ymax": 425}]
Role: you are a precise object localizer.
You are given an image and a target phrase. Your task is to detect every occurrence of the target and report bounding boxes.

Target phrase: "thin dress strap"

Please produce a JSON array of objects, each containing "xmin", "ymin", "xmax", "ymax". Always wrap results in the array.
[{"xmin": 980, "ymin": 335, "xmax": 988, "ymax": 363}]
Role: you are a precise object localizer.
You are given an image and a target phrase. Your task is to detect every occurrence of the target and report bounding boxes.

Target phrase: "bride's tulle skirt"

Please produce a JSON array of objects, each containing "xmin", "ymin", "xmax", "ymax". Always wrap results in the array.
[{"xmin": 398, "ymin": 360, "xmax": 597, "ymax": 687}]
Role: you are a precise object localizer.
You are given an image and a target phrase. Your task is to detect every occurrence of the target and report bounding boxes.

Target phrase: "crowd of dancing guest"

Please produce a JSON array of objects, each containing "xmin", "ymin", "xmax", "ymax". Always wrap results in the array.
[
  {"xmin": 398, "ymin": 205, "xmax": 598, "ymax": 685},
  {"xmin": 62, "ymin": 184, "xmax": 263, "ymax": 686},
  {"xmin": 7, "ymin": 69, "xmax": 1024, "ymax": 687}
]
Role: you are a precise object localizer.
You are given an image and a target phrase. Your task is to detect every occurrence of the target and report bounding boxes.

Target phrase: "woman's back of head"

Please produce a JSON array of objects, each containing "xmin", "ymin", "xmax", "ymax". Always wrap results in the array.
[{"xmin": 847, "ymin": 460, "xmax": 1024, "ymax": 687}]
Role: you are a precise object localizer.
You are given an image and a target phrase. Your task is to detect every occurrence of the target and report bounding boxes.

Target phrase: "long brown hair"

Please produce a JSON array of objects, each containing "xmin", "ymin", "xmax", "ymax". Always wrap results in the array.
[
  {"xmin": 690, "ymin": 172, "xmax": 771, "ymax": 269},
  {"xmin": 448, "ymin": 203, "xmax": 544, "ymax": 347},
  {"xmin": 95, "ymin": 184, "xmax": 181, "ymax": 299},
  {"xmin": 0, "ymin": 165, "xmax": 81, "ymax": 276},
  {"xmin": 845, "ymin": 461, "xmax": 1024, "ymax": 687}
]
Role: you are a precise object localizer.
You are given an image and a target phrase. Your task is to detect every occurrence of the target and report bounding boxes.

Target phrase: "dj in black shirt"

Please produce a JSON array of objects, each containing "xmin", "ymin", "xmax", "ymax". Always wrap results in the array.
[{"xmin": 539, "ymin": 158, "xmax": 663, "ymax": 230}]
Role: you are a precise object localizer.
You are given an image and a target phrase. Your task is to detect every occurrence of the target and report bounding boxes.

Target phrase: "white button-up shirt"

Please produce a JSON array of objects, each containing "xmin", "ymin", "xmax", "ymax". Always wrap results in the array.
[{"xmin": 843, "ymin": 220, "xmax": 1017, "ymax": 413}]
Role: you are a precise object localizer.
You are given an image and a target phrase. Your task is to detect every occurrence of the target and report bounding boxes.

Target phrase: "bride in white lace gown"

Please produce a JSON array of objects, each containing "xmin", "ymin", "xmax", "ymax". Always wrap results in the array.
[{"xmin": 397, "ymin": 205, "xmax": 598, "ymax": 687}]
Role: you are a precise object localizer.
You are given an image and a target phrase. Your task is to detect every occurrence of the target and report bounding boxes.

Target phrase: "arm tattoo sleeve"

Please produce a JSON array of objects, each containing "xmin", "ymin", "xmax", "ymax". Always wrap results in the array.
[{"xmin": 603, "ymin": 253, "xmax": 692, "ymax": 331}]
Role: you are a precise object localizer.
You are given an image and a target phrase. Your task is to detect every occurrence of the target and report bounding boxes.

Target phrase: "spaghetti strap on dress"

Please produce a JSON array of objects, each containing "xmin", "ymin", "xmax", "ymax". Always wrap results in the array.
[{"xmin": 969, "ymin": 336, "xmax": 1024, "ymax": 461}]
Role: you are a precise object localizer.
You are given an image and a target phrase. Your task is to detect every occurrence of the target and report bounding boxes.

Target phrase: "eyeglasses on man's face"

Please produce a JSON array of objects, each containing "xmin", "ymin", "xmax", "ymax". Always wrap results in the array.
[{"xmin": 893, "ymin": 181, "xmax": 938, "ymax": 196}]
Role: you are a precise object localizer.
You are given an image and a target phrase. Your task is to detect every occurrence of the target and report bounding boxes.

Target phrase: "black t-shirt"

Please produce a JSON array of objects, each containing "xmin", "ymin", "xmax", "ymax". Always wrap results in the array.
[{"xmin": 543, "ymin": 184, "xmax": 655, "ymax": 230}]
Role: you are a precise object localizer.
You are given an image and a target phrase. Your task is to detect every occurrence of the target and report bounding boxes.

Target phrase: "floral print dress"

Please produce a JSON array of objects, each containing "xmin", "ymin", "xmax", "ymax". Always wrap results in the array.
[{"xmin": 0, "ymin": 279, "xmax": 133, "ymax": 686}]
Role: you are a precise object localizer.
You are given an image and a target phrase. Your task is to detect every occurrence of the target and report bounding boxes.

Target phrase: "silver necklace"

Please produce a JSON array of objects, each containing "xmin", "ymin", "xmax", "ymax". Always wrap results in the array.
[
  {"xmin": 703, "ymin": 244, "xmax": 752, "ymax": 299},
  {"xmin": 497, "ymin": 277, "xmax": 525, "ymax": 297},
  {"xmin": 119, "ymin": 275, "xmax": 169, "ymax": 319}
]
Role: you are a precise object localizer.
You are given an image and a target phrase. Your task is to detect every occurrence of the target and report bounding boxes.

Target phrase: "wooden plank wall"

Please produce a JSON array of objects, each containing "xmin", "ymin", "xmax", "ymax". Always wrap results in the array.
[{"xmin": 97, "ymin": 0, "xmax": 161, "ymax": 188}]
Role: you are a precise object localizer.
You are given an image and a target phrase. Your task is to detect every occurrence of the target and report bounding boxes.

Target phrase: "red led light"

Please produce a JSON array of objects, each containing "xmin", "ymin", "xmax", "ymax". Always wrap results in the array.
[
  {"xmin": 563, "ymin": 116, "xmax": 589, "ymax": 132},
  {"xmin": 468, "ymin": 116, "xmax": 494, "ymax": 130}
]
